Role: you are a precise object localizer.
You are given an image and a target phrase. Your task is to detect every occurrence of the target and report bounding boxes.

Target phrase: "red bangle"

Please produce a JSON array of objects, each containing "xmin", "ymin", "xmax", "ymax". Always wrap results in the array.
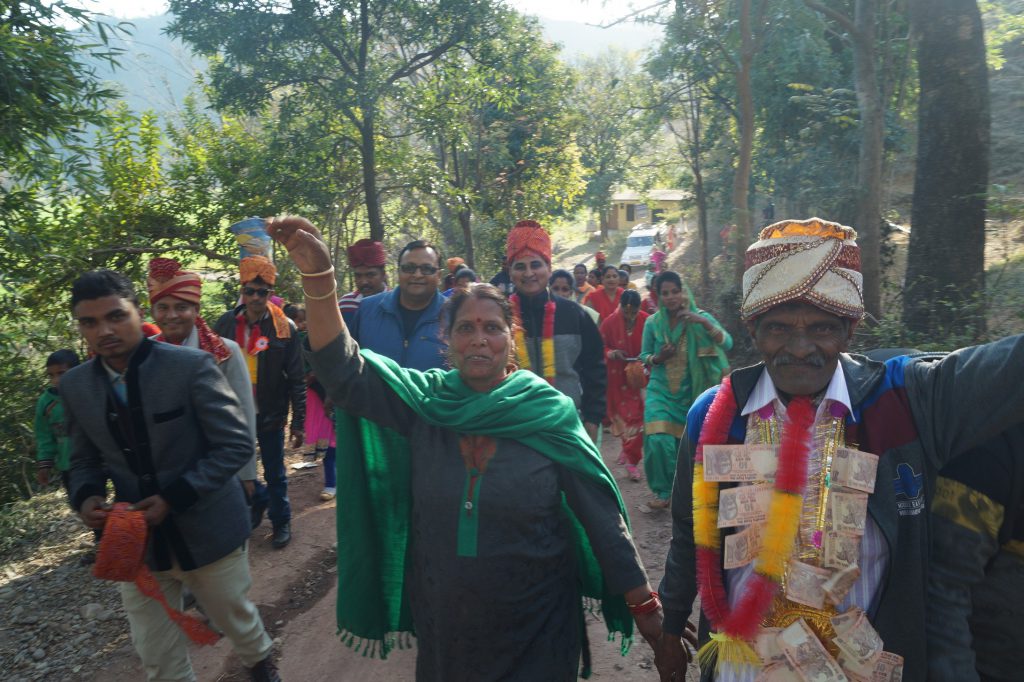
[{"xmin": 627, "ymin": 591, "xmax": 661, "ymax": 616}]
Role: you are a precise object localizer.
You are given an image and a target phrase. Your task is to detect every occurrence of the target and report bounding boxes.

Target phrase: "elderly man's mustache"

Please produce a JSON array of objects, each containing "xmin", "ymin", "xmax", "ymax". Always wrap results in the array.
[{"xmin": 772, "ymin": 353, "xmax": 826, "ymax": 368}]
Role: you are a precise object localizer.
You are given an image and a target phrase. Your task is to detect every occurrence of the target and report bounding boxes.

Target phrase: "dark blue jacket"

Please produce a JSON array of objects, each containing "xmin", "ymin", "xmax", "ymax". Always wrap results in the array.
[{"xmin": 350, "ymin": 287, "xmax": 448, "ymax": 372}]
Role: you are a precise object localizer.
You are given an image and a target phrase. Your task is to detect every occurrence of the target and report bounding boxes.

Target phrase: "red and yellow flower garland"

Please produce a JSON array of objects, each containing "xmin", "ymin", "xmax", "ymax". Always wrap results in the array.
[
  {"xmin": 692, "ymin": 375, "xmax": 815, "ymax": 667},
  {"xmin": 509, "ymin": 294, "xmax": 557, "ymax": 384}
]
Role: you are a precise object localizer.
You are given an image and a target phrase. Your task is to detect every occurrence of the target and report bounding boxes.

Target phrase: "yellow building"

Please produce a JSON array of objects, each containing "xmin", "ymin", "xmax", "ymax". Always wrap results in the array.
[{"xmin": 608, "ymin": 189, "xmax": 689, "ymax": 230}]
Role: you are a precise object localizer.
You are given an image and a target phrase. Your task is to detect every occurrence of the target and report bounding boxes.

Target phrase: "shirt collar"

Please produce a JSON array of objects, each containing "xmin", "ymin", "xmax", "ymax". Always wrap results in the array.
[
  {"xmin": 740, "ymin": 362, "xmax": 855, "ymax": 422},
  {"xmin": 100, "ymin": 358, "xmax": 124, "ymax": 382}
]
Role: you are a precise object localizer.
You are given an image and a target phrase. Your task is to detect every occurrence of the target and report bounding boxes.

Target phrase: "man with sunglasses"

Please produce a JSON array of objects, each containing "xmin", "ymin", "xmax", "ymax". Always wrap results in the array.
[
  {"xmin": 214, "ymin": 256, "xmax": 305, "ymax": 549},
  {"xmin": 349, "ymin": 240, "xmax": 448, "ymax": 371}
]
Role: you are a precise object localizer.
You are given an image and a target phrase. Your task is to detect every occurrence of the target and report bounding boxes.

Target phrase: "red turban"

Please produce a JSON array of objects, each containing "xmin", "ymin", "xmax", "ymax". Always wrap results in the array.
[
  {"xmin": 505, "ymin": 220, "xmax": 551, "ymax": 264},
  {"xmin": 147, "ymin": 258, "xmax": 201, "ymax": 305},
  {"xmin": 239, "ymin": 256, "xmax": 277, "ymax": 285},
  {"xmin": 347, "ymin": 239, "xmax": 387, "ymax": 268}
]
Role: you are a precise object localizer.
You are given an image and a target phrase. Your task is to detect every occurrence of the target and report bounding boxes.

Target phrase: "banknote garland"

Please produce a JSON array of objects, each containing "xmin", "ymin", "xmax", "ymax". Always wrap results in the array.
[{"xmin": 693, "ymin": 375, "xmax": 816, "ymax": 669}]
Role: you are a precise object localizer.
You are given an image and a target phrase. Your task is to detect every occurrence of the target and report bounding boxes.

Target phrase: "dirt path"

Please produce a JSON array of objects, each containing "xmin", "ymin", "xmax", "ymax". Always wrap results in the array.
[{"xmin": 86, "ymin": 430, "xmax": 696, "ymax": 681}]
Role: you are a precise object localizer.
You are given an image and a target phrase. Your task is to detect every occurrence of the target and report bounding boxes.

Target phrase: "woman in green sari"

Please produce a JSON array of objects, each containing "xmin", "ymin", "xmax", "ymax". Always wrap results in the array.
[
  {"xmin": 267, "ymin": 216, "xmax": 671, "ymax": 681},
  {"xmin": 638, "ymin": 271, "xmax": 731, "ymax": 512}
]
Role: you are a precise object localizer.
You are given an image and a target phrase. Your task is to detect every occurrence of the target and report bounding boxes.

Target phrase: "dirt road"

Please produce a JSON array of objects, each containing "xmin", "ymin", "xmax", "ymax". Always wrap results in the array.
[{"xmin": 92, "ymin": 429, "xmax": 696, "ymax": 681}]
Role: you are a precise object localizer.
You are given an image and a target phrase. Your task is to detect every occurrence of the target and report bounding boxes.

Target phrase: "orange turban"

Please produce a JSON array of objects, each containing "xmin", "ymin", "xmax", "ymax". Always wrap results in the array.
[
  {"xmin": 147, "ymin": 258, "xmax": 201, "ymax": 305},
  {"xmin": 505, "ymin": 220, "xmax": 551, "ymax": 264},
  {"xmin": 239, "ymin": 255, "xmax": 277, "ymax": 285},
  {"xmin": 347, "ymin": 239, "xmax": 387, "ymax": 268},
  {"xmin": 446, "ymin": 257, "xmax": 465, "ymax": 273}
]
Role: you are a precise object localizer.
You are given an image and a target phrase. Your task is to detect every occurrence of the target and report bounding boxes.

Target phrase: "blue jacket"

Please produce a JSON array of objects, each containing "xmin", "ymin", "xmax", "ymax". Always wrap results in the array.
[{"xmin": 350, "ymin": 287, "xmax": 448, "ymax": 372}]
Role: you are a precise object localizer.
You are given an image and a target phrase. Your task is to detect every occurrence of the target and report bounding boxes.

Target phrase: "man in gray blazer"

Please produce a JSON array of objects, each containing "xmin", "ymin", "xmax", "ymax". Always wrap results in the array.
[{"xmin": 63, "ymin": 270, "xmax": 280, "ymax": 682}]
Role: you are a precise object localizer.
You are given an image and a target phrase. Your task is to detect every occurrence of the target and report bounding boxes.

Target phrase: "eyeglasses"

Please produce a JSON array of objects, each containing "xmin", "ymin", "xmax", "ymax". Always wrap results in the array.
[
  {"xmin": 243, "ymin": 287, "xmax": 271, "ymax": 298},
  {"xmin": 399, "ymin": 263, "xmax": 439, "ymax": 275}
]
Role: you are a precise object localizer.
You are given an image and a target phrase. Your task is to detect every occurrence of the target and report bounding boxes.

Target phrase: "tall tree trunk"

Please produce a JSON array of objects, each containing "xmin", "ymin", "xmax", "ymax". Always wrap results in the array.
[
  {"xmin": 904, "ymin": 0, "xmax": 990, "ymax": 338},
  {"xmin": 459, "ymin": 208, "xmax": 474, "ymax": 269},
  {"xmin": 360, "ymin": 109, "xmax": 384, "ymax": 242},
  {"xmin": 600, "ymin": 207, "xmax": 609, "ymax": 240},
  {"xmin": 851, "ymin": 0, "xmax": 884, "ymax": 319},
  {"xmin": 732, "ymin": 0, "xmax": 755, "ymax": 292}
]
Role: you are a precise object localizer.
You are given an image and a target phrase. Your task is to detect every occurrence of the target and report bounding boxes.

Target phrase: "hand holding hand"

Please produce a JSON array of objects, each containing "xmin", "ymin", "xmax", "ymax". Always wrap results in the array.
[
  {"xmin": 130, "ymin": 495, "xmax": 171, "ymax": 527},
  {"xmin": 634, "ymin": 609, "xmax": 664, "ymax": 650},
  {"xmin": 608, "ymin": 349, "xmax": 627, "ymax": 361},
  {"xmin": 267, "ymin": 217, "xmax": 332, "ymax": 275},
  {"xmin": 655, "ymin": 622, "xmax": 698, "ymax": 682},
  {"xmin": 80, "ymin": 495, "xmax": 111, "ymax": 530}
]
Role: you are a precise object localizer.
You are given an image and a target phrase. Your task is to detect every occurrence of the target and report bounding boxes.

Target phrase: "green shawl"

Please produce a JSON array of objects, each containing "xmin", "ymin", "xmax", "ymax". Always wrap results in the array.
[
  {"xmin": 332, "ymin": 349, "xmax": 634, "ymax": 664},
  {"xmin": 646, "ymin": 281, "xmax": 731, "ymax": 407}
]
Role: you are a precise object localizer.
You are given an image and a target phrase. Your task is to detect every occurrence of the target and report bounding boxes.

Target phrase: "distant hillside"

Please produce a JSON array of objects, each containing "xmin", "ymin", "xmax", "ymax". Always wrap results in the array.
[
  {"xmin": 87, "ymin": 13, "xmax": 663, "ymax": 118},
  {"xmin": 90, "ymin": 14, "xmax": 205, "ymax": 115}
]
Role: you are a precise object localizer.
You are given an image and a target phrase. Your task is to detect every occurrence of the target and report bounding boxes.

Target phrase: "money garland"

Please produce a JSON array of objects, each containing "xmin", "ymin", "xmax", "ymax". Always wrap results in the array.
[
  {"xmin": 509, "ymin": 294, "xmax": 557, "ymax": 384},
  {"xmin": 692, "ymin": 375, "xmax": 816, "ymax": 669}
]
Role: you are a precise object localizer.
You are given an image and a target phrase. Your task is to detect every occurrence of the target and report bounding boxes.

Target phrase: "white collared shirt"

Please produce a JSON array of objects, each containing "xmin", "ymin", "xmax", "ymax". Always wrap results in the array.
[{"xmin": 741, "ymin": 362, "xmax": 856, "ymax": 422}]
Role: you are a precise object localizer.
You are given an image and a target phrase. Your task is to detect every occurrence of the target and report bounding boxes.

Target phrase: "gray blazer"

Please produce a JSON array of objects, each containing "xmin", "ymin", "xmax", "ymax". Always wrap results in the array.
[{"xmin": 64, "ymin": 338, "xmax": 254, "ymax": 571}]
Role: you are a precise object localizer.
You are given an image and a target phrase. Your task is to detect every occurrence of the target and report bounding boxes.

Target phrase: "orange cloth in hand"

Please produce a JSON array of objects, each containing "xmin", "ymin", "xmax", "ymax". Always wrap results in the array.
[{"xmin": 93, "ymin": 503, "xmax": 220, "ymax": 646}]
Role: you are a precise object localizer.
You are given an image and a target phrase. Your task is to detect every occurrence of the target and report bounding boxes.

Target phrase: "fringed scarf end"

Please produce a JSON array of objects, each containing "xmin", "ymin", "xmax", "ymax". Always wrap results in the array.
[{"xmin": 336, "ymin": 629, "xmax": 405, "ymax": 661}]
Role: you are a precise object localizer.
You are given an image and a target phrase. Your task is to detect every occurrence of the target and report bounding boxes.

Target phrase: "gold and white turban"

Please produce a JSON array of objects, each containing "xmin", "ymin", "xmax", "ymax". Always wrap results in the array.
[{"xmin": 740, "ymin": 217, "xmax": 864, "ymax": 321}]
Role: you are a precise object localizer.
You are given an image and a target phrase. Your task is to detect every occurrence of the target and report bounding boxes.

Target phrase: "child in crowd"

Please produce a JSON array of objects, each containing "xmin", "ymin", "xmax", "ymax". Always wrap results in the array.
[
  {"xmin": 35, "ymin": 349, "xmax": 99, "ymax": 563},
  {"xmin": 34, "ymin": 349, "xmax": 80, "ymax": 490}
]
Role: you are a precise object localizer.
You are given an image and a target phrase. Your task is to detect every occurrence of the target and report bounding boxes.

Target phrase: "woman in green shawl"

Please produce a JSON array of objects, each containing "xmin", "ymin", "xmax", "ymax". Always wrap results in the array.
[
  {"xmin": 268, "ymin": 217, "xmax": 668, "ymax": 681},
  {"xmin": 638, "ymin": 271, "xmax": 731, "ymax": 513}
]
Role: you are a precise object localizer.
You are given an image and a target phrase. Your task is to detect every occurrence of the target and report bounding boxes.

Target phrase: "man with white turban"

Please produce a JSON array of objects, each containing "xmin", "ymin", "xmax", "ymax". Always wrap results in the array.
[{"xmin": 654, "ymin": 218, "xmax": 1024, "ymax": 682}]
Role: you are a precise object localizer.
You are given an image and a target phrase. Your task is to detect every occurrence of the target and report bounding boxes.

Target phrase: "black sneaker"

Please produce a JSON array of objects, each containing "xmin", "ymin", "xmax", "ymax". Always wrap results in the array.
[
  {"xmin": 272, "ymin": 523, "xmax": 291, "ymax": 549},
  {"xmin": 249, "ymin": 656, "xmax": 282, "ymax": 682}
]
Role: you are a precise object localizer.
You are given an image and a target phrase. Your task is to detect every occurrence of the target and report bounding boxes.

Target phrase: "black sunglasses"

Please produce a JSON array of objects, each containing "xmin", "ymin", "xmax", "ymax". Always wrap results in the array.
[
  {"xmin": 243, "ymin": 287, "xmax": 271, "ymax": 298},
  {"xmin": 399, "ymin": 263, "xmax": 439, "ymax": 275}
]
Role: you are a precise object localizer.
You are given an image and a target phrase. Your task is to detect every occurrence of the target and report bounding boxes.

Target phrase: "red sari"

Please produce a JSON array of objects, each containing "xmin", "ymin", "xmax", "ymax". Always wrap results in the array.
[
  {"xmin": 586, "ymin": 287, "xmax": 623, "ymax": 323},
  {"xmin": 599, "ymin": 309, "xmax": 649, "ymax": 468}
]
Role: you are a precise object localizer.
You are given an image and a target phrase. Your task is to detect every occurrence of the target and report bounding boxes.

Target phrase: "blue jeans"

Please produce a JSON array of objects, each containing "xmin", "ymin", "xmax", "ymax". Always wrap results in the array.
[{"xmin": 254, "ymin": 428, "xmax": 290, "ymax": 526}]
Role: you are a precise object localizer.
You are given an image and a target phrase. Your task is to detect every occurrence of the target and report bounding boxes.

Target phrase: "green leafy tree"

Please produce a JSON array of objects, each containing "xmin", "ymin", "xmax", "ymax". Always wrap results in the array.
[
  {"xmin": 411, "ymin": 12, "xmax": 584, "ymax": 268},
  {"xmin": 168, "ymin": 0, "xmax": 504, "ymax": 243},
  {"xmin": 570, "ymin": 48, "xmax": 660, "ymax": 239}
]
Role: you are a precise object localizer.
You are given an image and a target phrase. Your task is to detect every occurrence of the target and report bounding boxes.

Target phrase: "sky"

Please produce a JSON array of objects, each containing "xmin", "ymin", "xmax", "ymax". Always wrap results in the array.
[{"xmin": 79, "ymin": 0, "xmax": 653, "ymax": 24}]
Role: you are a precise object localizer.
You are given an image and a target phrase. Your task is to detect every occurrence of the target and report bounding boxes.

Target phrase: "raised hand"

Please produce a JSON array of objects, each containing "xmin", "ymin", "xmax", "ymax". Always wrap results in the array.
[{"xmin": 267, "ymin": 216, "xmax": 333, "ymax": 275}]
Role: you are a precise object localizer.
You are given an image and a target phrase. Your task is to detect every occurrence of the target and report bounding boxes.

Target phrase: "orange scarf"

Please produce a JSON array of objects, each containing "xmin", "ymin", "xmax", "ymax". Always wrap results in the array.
[{"xmin": 93, "ymin": 504, "xmax": 220, "ymax": 645}]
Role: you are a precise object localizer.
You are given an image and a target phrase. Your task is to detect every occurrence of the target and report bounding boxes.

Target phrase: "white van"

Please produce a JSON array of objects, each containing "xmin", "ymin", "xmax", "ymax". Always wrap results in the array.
[{"xmin": 619, "ymin": 224, "xmax": 661, "ymax": 267}]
